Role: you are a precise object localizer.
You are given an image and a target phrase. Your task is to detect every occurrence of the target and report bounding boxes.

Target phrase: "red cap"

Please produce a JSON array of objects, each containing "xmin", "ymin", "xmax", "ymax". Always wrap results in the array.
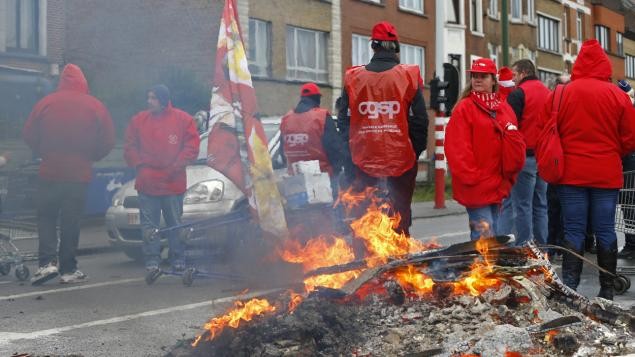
[
  {"xmin": 468, "ymin": 58, "xmax": 497, "ymax": 75},
  {"xmin": 300, "ymin": 82, "xmax": 321, "ymax": 97},
  {"xmin": 498, "ymin": 66, "xmax": 513, "ymax": 81},
  {"xmin": 371, "ymin": 21, "xmax": 399, "ymax": 41}
]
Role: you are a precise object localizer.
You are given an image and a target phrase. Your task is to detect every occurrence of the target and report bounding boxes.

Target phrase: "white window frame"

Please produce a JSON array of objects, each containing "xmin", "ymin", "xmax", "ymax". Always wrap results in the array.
[
  {"xmin": 470, "ymin": 0, "xmax": 483, "ymax": 34},
  {"xmin": 446, "ymin": 0, "xmax": 463, "ymax": 24},
  {"xmin": 538, "ymin": 68, "xmax": 559, "ymax": 85},
  {"xmin": 399, "ymin": 0, "xmax": 424, "ymax": 15},
  {"xmin": 247, "ymin": 18, "xmax": 271, "ymax": 78},
  {"xmin": 400, "ymin": 43, "xmax": 425, "ymax": 79},
  {"xmin": 351, "ymin": 34, "xmax": 372, "ymax": 67},
  {"xmin": 526, "ymin": 0, "xmax": 535, "ymax": 24},
  {"xmin": 5, "ymin": 0, "xmax": 40, "ymax": 53},
  {"xmin": 576, "ymin": 11, "xmax": 583, "ymax": 42},
  {"xmin": 488, "ymin": 43, "xmax": 498, "ymax": 67},
  {"xmin": 510, "ymin": 0, "xmax": 522, "ymax": 22},
  {"xmin": 595, "ymin": 25, "xmax": 609, "ymax": 52},
  {"xmin": 538, "ymin": 14, "xmax": 560, "ymax": 53},
  {"xmin": 626, "ymin": 54, "xmax": 635, "ymax": 79},
  {"xmin": 488, "ymin": 0, "xmax": 498, "ymax": 19},
  {"xmin": 286, "ymin": 26, "xmax": 329, "ymax": 83},
  {"xmin": 617, "ymin": 32, "xmax": 624, "ymax": 56}
]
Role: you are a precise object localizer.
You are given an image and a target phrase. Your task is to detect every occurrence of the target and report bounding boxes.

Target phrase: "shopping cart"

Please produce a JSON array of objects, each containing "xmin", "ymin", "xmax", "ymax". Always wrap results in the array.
[
  {"xmin": 615, "ymin": 169, "xmax": 635, "ymax": 278},
  {"xmin": 0, "ymin": 161, "xmax": 40, "ymax": 281},
  {"xmin": 144, "ymin": 207, "xmax": 255, "ymax": 286}
]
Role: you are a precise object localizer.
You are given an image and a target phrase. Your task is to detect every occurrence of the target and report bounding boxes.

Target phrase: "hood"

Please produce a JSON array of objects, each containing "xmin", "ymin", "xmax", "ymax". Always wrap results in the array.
[
  {"xmin": 57, "ymin": 63, "xmax": 89, "ymax": 93},
  {"xmin": 571, "ymin": 39, "xmax": 612, "ymax": 81}
]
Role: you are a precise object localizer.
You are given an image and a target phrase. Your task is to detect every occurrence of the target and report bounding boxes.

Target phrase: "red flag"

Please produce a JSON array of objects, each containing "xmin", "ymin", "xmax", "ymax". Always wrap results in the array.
[{"xmin": 206, "ymin": 0, "xmax": 287, "ymax": 238}]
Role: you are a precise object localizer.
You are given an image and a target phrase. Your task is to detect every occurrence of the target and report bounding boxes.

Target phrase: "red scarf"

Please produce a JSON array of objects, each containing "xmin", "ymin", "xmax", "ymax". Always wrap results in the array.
[{"xmin": 470, "ymin": 90, "xmax": 501, "ymax": 112}]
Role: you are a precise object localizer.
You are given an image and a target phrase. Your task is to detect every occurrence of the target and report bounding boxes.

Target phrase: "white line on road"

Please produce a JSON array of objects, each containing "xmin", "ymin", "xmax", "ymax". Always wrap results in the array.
[
  {"xmin": 418, "ymin": 231, "xmax": 470, "ymax": 241},
  {"xmin": 0, "ymin": 288, "xmax": 281, "ymax": 346},
  {"xmin": 0, "ymin": 281, "xmax": 12, "ymax": 285},
  {"xmin": 0, "ymin": 278, "xmax": 144, "ymax": 301}
]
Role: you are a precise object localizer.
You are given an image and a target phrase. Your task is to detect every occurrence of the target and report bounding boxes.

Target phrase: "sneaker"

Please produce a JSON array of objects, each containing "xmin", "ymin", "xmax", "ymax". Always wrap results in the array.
[
  {"xmin": 31, "ymin": 263, "xmax": 59, "ymax": 286},
  {"xmin": 59, "ymin": 270, "xmax": 87, "ymax": 284}
]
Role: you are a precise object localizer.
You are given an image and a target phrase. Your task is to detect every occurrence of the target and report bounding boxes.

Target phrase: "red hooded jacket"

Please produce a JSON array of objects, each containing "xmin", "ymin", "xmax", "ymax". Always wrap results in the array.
[
  {"xmin": 124, "ymin": 104, "xmax": 200, "ymax": 196},
  {"xmin": 446, "ymin": 95, "xmax": 526, "ymax": 208},
  {"xmin": 23, "ymin": 64, "xmax": 115, "ymax": 183},
  {"xmin": 541, "ymin": 39, "xmax": 635, "ymax": 189}
]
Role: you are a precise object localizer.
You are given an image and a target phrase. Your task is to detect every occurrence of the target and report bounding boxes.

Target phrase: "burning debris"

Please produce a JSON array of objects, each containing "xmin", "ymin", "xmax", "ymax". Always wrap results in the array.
[{"xmin": 168, "ymin": 189, "xmax": 634, "ymax": 356}]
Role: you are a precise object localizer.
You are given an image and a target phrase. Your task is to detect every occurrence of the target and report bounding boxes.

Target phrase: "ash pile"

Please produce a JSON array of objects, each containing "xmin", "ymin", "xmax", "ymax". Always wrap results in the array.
[{"xmin": 169, "ymin": 240, "xmax": 635, "ymax": 357}]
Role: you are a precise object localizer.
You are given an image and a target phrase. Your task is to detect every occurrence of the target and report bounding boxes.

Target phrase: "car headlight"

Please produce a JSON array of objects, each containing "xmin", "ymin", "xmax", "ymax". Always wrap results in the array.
[
  {"xmin": 184, "ymin": 180, "xmax": 224, "ymax": 204},
  {"xmin": 112, "ymin": 197, "xmax": 123, "ymax": 207}
]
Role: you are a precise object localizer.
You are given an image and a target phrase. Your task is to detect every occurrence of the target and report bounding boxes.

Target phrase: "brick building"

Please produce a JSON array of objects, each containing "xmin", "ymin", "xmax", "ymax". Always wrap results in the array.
[
  {"xmin": 590, "ymin": 0, "xmax": 626, "ymax": 80},
  {"xmin": 0, "ymin": 0, "xmax": 65, "ymax": 143}
]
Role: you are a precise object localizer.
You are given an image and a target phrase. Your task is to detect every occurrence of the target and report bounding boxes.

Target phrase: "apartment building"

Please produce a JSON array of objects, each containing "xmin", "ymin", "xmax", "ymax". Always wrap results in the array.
[
  {"xmin": 0, "ymin": 0, "xmax": 64, "ymax": 142},
  {"xmin": 247, "ymin": 0, "xmax": 334, "ymax": 116}
]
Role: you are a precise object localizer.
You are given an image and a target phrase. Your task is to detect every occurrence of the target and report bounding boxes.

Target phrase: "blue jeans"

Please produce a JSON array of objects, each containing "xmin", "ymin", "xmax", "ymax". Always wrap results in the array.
[
  {"xmin": 466, "ymin": 204, "xmax": 500, "ymax": 240},
  {"xmin": 138, "ymin": 193, "xmax": 185, "ymax": 268},
  {"xmin": 557, "ymin": 185, "xmax": 618, "ymax": 252},
  {"xmin": 499, "ymin": 156, "xmax": 548, "ymax": 245}
]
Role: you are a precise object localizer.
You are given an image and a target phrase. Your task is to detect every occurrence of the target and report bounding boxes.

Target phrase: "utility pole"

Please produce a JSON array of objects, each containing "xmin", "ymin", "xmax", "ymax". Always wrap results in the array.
[{"xmin": 502, "ymin": 0, "xmax": 509, "ymax": 66}]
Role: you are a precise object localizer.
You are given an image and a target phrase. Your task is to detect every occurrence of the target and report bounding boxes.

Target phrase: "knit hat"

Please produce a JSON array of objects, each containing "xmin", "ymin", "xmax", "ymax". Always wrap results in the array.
[
  {"xmin": 618, "ymin": 80, "xmax": 633, "ymax": 93},
  {"xmin": 498, "ymin": 67, "xmax": 515, "ymax": 88},
  {"xmin": 300, "ymin": 82, "xmax": 321, "ymax": 97},
  {"xmin": 149, "ymin": 84, "xmax": 170, "ymax": 107}
]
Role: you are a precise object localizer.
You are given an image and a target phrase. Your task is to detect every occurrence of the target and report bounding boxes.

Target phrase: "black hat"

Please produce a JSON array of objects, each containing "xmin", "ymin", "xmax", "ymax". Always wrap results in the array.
[{"xmin": 149, "ymin": 84, "xmax": 170, "ymax": 107}]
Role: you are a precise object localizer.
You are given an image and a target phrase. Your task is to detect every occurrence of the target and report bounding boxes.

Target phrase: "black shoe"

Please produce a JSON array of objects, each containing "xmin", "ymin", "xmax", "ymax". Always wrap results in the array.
[
  {"xmin": 597, "ymin": 242, "xmax": 618, "ymax": 301},
  {"xmin": 561, "ymin": 241, "xmax": 584, "ymax": 290},
  {"xmin": 617, "ymin": 246, "xmax": 635, "ymax": 259}
]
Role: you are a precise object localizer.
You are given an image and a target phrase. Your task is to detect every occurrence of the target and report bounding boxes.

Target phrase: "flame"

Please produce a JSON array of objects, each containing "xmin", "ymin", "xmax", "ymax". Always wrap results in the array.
[
  {"xmin": 278, "ymin": 236, "xmax": 360, "ymax": 291},
  {"xmin": 192, "ymin": 298, "xmax": 276, "ymax": 345},
  {"xmin": 545, "ymin": 330, "xmax": 559, "ymax": 343},
  {"xmin": 504, "ymin": 352, "xmax": 523, "ymax": 357},
  {"xmin": 393, "ymin": 265, "xmax": 435, "ymax": 295},
  {"xmin": 452, "ymin": 238, "xmax": 501, "ymax": 296},
  {"xmin": 288, "ymin": 290, "xmax": 304, "ymax": 312}
]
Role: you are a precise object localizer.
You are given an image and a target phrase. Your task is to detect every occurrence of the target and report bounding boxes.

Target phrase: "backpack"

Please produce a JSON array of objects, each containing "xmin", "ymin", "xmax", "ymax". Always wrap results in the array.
[{"xmin": 536, "ymin": 84, "xmax": 566, "ymax": 184}]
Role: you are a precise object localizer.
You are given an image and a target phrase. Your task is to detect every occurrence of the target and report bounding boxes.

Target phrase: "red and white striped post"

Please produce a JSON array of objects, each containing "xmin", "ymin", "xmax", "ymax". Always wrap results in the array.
[{"xmin": 434, "ymin": 111, "xmax": 447, "ymax": 209}]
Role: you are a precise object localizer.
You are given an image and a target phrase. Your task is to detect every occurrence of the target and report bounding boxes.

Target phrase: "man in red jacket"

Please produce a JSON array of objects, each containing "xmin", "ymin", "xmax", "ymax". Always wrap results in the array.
[
  {"xmin": 124, "ymin": 85, "xmax": 200, "ymax": 272},
  {"xmin": 500, "ymin": 59, "xmax": 550, "ymax": 246},
  {"xmin": 280, "ymin": 83, "xmax": 341, "ymax": 176},
  {"xmin": 338, "ymin": 21, "xmax": 428, "ymax": 236},
  {"xmin": 23, "ymin": 64, "xmax": 115, "ymax": 285}
]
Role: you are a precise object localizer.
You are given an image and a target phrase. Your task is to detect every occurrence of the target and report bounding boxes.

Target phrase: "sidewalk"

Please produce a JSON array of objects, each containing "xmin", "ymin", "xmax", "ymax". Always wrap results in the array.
[{"xmin": 412, "ymin": 199, "xmax": 465, "ymax": 219}]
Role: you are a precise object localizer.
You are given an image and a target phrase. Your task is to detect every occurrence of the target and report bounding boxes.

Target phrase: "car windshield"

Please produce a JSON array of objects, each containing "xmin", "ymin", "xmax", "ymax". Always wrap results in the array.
[{"xmin": 197, "ymin": 119, "xmax": 281, "ymax": 160}]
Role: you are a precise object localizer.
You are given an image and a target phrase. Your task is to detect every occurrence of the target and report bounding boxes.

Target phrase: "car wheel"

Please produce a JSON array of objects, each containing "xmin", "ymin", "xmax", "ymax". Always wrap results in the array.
[{"xmin": 122, "ymin": 247, "xmax": 145, "ymax": 262}]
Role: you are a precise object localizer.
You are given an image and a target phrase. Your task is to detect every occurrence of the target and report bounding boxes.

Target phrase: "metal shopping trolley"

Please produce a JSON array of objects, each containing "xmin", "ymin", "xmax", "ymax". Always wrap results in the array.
[
  {"xmin": 0, "ymin": 162, "xmax": 40, "ymax": 281},
  {"xmin": 615, "ymin": 169, "xmax": 635, "ymax": 281}
]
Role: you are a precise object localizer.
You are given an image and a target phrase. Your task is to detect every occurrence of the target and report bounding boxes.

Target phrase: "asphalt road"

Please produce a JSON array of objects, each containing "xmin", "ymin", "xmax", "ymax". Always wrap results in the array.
[{"xmin": 1, "ymin": 213, "xmax": 633, "ymax": 356}]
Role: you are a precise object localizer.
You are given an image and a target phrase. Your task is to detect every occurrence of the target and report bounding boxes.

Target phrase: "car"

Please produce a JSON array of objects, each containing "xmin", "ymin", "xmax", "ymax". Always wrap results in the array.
[{"xmin": 105, "ymin": 117, "xmax": 283, "ymax": 261}]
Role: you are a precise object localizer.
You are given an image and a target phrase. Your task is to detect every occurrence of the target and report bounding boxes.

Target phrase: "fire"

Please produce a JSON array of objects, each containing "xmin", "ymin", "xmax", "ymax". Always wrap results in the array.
[
  {"xmin": 192, "ymin": 298, "xmax": 276, "ymax": 345},
  {"xmin": 350, "ymin": 202, "xmax": 432, "ymax": 266},
  {"xmin": 278, "ymin": 236, "xmax": 360, "ymax": 291},
  {"xmin": 545, "ymin": 330, "xmax": 559, "ymax": 343},
  {"xmin": 288, "ymin": 290, "xmax": 304, "ymax": 312},
  {"xmin": 393, "ymin": 265, "xmax": 435, "ymax": 295},
  {"xmin": 453, "ymin": 238, "xmax": 501, "ymax": 296}
]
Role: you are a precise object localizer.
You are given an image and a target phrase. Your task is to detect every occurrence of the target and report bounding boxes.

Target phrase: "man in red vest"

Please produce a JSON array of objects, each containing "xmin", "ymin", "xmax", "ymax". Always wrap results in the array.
[
  {"xmin": 280, "ymin": 83, "xmax": 341, "ymax": 177},
  {"xmin": 500, "ymin": 59, "xmax": 550, "ymax": 246},
  {"xmin": 338, "ymin": 21, "xmax": 428, "ymax": 236}
]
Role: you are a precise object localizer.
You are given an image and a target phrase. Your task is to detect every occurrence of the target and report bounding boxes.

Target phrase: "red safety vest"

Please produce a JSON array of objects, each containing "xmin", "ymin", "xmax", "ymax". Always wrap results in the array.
[
  {"xmin": 345, "ymin": 64, "xmax": 419, "ymax": 177},
  {"xmin": 280, "ymin": 108, "xmax": 333, "ymax": 175}
]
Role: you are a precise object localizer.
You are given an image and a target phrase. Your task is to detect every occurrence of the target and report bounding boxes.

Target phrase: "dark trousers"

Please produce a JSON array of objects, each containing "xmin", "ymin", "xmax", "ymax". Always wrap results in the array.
[
  {"xmin": 37, "ymin": 180, "xmax": 88, "ymax": 274},
  {"xmin": 352, "ymin": 164, "xmax": 418, "ymax": 235},
  {"xmin": 547, "ymin": 184, "xmax": 564, "ymax": 247}
]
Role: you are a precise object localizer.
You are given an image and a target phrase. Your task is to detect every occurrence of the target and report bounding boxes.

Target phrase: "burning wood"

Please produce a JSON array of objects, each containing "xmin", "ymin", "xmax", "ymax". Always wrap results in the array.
[{"xmin": 170, "ymin": 189, "xmax": 634, "ymax": 356}]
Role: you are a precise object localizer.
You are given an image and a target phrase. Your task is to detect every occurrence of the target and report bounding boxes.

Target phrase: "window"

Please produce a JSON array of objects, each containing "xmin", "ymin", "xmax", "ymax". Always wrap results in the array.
[
  {"xmin": 488, "ymin": 0, "xmax": 498, "ymax": 18},
  {"xmin": 447, "ymin": 0, "xmax": 461, "ymax": 24},
  {"xmin": 400, "ymin": 43, "xmax": 425, "ymax": 78},
  {"xmin": 248, "ymin": 18, "xmax": 271, "ymax": 78},
  {"xmin": 576, "ymin": 12, "xmax": 583, "ymax": 42},
  {"xmin": 470, "ymin": 0, "xmax": 483, "ymax": 33},
  {"xmin": 5, "ymin": 0, "xmax": 39, "ymax": 53},
  {"xmin": 538, "ymin": 69, "xmax": 559, "ymax": 84},
  {"xmin": 627, "ymin": 55, "xmax": 635, "ymax": 79},
  {"xmin": 617, "ymin": 32, "xmax": 624, "ymax": 56},
  {"xmin": 351, "ymin": 34, "xmax": 372, "ymax": 66},
  {"xmin": 510, "ymin": 0, "xmax": 522, "ymax": 21},
  {"xmin": 488, "ymin": 43, "xmax": 498, "ymax": 66},
  {"xmin": 526, "ymin": 0, "xmax": 535, "ymax": 23},
  {"xmin": 286, "ymin": 26, "xmax": 328, "ymax": 83},
  {"xmin": 595, "ymin": 25, "xmax": 609, "ymax": 52},
  {"xmin": 399, "ymin": 0, "xmax": 424, "ymax": 14},
  {"xmin": 538, "ymin": 15, "xmax": 560, "ymax": 53}
]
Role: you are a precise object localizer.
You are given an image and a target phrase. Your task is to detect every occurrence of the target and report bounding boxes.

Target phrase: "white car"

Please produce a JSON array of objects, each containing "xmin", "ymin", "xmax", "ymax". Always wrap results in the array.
[{"xmin": 105, "ymin": 117, "xmax": 282, "ymax": 261}]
